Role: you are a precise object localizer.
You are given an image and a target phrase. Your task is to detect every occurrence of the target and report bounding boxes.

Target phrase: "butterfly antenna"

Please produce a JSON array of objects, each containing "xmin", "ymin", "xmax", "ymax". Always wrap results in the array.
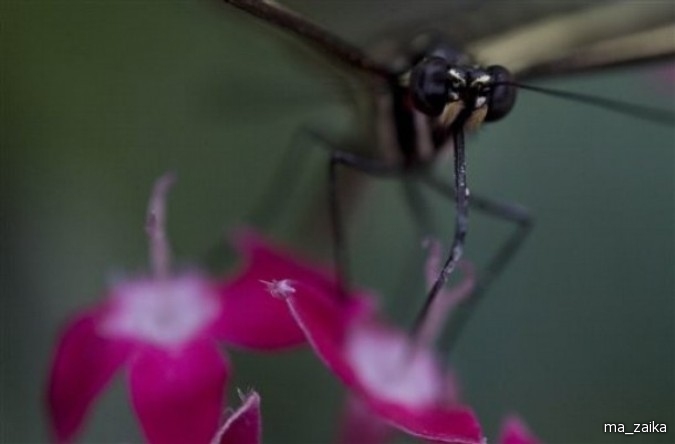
[{"xmin": 508, "ymin": 82, "xmax": 674, "ymax": 126}]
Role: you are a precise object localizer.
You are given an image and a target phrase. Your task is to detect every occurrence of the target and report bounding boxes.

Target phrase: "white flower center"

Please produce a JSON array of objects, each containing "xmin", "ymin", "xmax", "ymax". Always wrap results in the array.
[
  {"xmin": 101, "ymin": 275, "xmax": 219, "ymax": 348},
  {"xmin": 345, "ymin": 323, "xmax": 443, "ymax": 408}
]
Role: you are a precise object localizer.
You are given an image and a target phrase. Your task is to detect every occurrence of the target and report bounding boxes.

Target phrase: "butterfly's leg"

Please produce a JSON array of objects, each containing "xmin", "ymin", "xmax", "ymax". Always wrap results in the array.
[
  {"xmin": 420, "ymin": 173, "xmax": 534, "ymax": 349},
  {"xmin": 244, "ymin": 125, "xmax": 406, "ymax": 298},
  {"xmin": 328, "ymin": 148, "xmax": 405, "ymax": 299},
  {"xmin": 246, "ymin": 128, "xmax": 321, "ymax": 229},
  {"xmin": 202, "ymin": 128, "xmax": 322, "ymax": 269}
]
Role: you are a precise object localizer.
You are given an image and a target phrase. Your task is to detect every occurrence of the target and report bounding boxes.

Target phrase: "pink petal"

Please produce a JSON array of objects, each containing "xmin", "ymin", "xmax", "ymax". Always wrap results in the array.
[
  {"xmin": 499, "ymin": 415, "xmax": 541, "ymax": 444},
  {"xmin": 211, "ymin": 230, "xmax": 340, "ymax": 350},
  {"xmin": 47, "ymin": 310, "xmax": 133, "ymax": 443},
  {"xmin": 339, "ymin": 395, "xmax": 393, "ymax": 444},
  {"xmin": 284, "ymin": 283, "xmax": 483, "ymax": 444},
  {"xmin": 128, "ymin": 339, "xmax": 229, "ymax": 444},
  {"xmin": 375, "ymin": 404, "xmax": 481, "ymax": 444},
  {"xmin": 212, "ymin": 391, "xmax": 262, "ymax": 444}
]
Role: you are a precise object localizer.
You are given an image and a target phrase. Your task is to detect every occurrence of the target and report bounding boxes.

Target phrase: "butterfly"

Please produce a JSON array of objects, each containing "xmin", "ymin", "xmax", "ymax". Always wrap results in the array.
[{"xmin": 220, "ymin": 0, "xmax": 675, "ymax": 346}]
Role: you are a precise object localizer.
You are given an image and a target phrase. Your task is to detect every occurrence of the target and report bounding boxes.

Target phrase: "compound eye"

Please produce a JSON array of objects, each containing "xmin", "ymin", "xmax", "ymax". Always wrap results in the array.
[
  {"xmin": 485, "ymin": 65, "xmax": 517, "ymax": 122},
  {"xmin": 409, "ymin": 57, "xmax": 450, "ymax": 116}
]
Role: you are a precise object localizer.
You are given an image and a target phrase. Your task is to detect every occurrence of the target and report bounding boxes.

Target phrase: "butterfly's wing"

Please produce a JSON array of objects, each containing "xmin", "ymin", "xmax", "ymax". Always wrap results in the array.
[
  {"xmin": 222, "ymin": 1, "xmax": 674, "ymax": 126},
  {"xmin": 464, "ymin": 2, "xmax": 675, "ymax": 80},
  {"xmin": 224, "ymin": 1, "xmax": 675, "ymax": 92},
  {"xmin": 354, "ymin": 1, "xmax": 673, "ymax": 79},
  {"xmin": 221, "ymin": 0, "xmax": 393, "ymax": 153},
  {"xmin": 362, "ymin": 0, "xmax": 595, "ymax": 61}
]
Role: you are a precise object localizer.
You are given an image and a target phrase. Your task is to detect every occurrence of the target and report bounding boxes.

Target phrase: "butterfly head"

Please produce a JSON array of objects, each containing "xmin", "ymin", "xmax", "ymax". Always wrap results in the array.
[{"xmin": 408, "ymin": 56, "xmax": 517, "ymax": 128}]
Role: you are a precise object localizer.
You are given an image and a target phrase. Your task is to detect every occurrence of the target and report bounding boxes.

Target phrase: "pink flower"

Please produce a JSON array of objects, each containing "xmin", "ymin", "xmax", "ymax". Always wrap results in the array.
[
  {"xmin": 327, "ymin": 244, "xmax": 541, "ymax": 444},
  {"xmin": 46, "ymin": 174, "xmax": 318, "ymax": 443},
  {"xmin": 212, "ymin": 391, "xmax": 262, "ymax": 444},
  {"xmin": 266, "ymin": 240, "xmax": 484, "ymax": 444}
]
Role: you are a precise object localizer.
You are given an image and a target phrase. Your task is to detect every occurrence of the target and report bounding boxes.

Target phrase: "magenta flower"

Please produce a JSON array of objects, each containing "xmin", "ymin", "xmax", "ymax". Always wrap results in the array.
[
  {"xmin": 212, "ymin": 391, "xmax": 262, "ymax": 444},
  {"xmin": 46, "ymin": 174, "xmax": 319, "ymax": 443},
  {"xmin": 266, "ymin": 240, "xmax": 484, "ymax": 444},
  {"xmin": 328, "ymin": 243, "xmax": 541, "ymax": 444}
]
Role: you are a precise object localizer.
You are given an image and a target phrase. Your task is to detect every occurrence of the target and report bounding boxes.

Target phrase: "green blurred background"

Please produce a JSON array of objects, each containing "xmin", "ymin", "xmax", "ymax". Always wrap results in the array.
[{"xmin": 1, "ymin": 1, "xmax": 673, "ymax": 443}]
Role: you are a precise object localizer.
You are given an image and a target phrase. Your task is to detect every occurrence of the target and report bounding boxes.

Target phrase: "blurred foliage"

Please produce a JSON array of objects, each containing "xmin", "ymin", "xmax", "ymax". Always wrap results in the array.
[{"xmin": 1, "ymin": 1, "xmax": 673, "ymax": 443}]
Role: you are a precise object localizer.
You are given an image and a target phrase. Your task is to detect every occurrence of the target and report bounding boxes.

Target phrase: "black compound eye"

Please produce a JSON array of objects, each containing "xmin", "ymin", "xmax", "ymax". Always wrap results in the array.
[
  {"xmin": 485, "ymin": 65, "xmax": 517, "ymax": 122},
  {"xmin": 409, "ymin": 57, "xmax": 451, "ymax": 116}
]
